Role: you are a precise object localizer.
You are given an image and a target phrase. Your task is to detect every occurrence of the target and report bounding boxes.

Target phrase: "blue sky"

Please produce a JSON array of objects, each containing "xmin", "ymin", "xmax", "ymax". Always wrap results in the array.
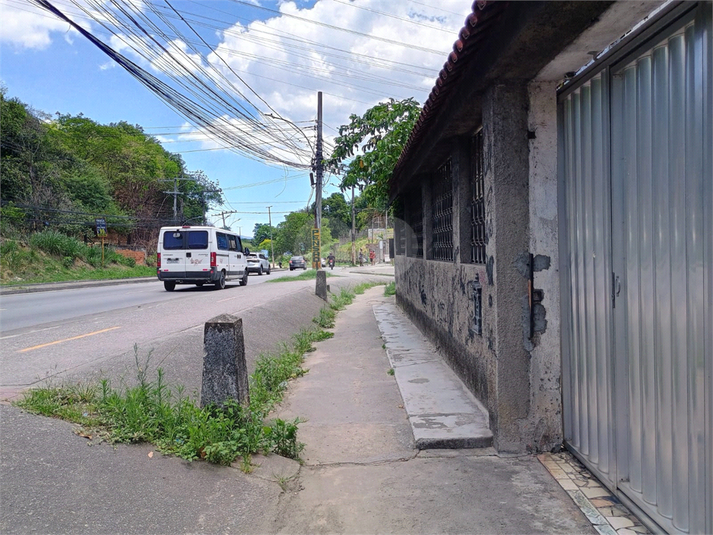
[{"xmin": 1, "ymin": 0, "xmax": 471, "ymax": 237}]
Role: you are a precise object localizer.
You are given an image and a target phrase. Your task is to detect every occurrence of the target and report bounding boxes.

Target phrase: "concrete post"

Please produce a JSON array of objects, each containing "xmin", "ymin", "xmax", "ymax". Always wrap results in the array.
[
  {"xmin": 201, "ymin": 314, "xmax": 249, "ymax": 407},
  {"xmin": 315, "ymin": 270, "xmax": 328, "ymax": 301}
]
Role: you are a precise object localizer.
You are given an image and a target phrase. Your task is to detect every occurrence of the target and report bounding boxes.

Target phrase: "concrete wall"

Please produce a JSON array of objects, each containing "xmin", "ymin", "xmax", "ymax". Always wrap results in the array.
[
  {"xmin": 395, "ymin": 82, "xmax": 566, "ymax": 453},
  {"xmin": 525, "ymin": 80, "xmax": 563, "ymax": 449}
]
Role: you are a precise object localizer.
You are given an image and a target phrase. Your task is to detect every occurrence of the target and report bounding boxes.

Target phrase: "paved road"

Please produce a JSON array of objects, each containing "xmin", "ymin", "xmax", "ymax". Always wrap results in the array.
[
  {"xmin": 0, "ymin": 267, "xmax": 391, "ymax": 402},
  {"xmin": 0, "ymin": 270, "xmax": 292, "ymax": 332}
]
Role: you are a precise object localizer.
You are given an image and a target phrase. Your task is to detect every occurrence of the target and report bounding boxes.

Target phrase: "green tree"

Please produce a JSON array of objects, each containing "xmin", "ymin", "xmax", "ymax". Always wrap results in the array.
[
  {"xmin": 325, "ymin": 98, "xmax": 421, "ymax": 208},
  {"xmin": 275, "ymin": 211, "xmax": 313, "ymax": 256},
  {"xmin": 252, "ymin": 223, "xmax": 273, "ymax": 246}
]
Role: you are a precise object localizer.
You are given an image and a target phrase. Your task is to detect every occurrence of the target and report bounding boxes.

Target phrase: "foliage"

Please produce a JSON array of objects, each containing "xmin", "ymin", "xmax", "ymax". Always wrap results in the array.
[
  {"xmin": 384, "ymin": 282, "xmax": 396, "ymax": 296},
  {"xmin": 325, "ymin": 98, "xmax": 421, "ymax": 208},
  {"xmin": 15, "ymin": 324, "xmax": 335, "ymax": 465},
  {"xmin": 274, "ymin": 211, "xmax": 313, "ymax": 257},
  {"xmin": 252, "ymin": 223, "xmax": 273, "ymax": 246},
  {"xmin": 0, "ymin": 232, "xmax": 153, "ymax": 284},
  {"xmin": 0, "ymin": 88, "xmax": 222, "ymax": 241}
]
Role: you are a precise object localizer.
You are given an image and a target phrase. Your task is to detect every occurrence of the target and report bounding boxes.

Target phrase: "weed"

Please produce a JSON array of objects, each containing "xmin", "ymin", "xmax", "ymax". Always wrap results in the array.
[
  {"xmin": 384, "ymin": 282, "xmax": 396, "ymax": 296},
  {"xmin": 14, "ymin": 291, "xmax": 362, "ymax": 466},
  {"xmin": 387, "ymin": 368, "xmax": 395, "ymax": 376},
  {"xmin": 266, "ymin": 270, "xmax": 334, "ymax": 283},
  {"xmin": 314, "ymin": 307, "xmax": 336, "ymax": 329}
]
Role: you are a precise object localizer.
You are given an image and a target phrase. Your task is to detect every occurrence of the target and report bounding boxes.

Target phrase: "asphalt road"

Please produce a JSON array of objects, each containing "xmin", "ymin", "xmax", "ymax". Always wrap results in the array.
[
  {"xmin": 0, "ymin": 267, "xmax": 390, "ymax": 401},
  {"xmin": 0, "ymin": 269, "xmax": 289, "ymax": 332}
]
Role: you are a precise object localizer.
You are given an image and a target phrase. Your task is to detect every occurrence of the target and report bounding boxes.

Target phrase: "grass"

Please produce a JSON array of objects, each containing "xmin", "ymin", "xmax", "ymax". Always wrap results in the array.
[
  {"xmin": 14, "ymin": 280, "xmax": 387, "ymax": 467},
  {"xmin": 384, "ymin": 282, "xmax": 396, "ymax": 296},
  {"xmin": 266, "ymin": 269, "xmax": 335, "ymax": 283},
  {"xmin": 15, "ymin": 327, "xmax": 333, "ymax": 466},
  {"xmin": 1, "ymin": 231, "xmax": 154, "ymax": 285}
]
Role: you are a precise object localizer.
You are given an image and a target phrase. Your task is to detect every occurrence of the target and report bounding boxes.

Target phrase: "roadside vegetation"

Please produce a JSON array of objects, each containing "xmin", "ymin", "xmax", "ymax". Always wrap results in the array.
[
  {"xmin": 267, "ymin": 269, "xmax": 336, "ymax": 283},
  {"xmin": 1, "ymin": 229, "xmax": 155, "ymax": 284},
  {"xmin": 15, "ymin": 283, "xmax": 386, "ymax": 467}
]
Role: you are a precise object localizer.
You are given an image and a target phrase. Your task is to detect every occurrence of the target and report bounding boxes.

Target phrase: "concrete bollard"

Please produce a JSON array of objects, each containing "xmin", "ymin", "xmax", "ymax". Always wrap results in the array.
[
  {"xmin": 315, "ymin": 270, "xmax": 328, "ymax": 301},
  {"xmin": 201, "ymin": 314, "xmax": 249, "ymax": 407}
]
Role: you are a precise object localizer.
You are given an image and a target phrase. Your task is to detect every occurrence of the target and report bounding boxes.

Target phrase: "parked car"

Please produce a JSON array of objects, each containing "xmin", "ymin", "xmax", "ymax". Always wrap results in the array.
[
  {"xmin": 246, "ymin": 252, "xmax": 270, "ymax": 275},
  {"xmin": 289, "ymin": 255, "xmax": 307, "ymax": 270}
]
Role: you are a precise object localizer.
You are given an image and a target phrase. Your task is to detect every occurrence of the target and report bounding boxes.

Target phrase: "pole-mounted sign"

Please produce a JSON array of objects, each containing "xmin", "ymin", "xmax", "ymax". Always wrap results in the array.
[
  {"xmin": 312, "ymin": 228, "xmax": 321, "ymax": 269},
  {"xmin": 95, "ymin": 218, "xmax": 107, "ymax": 266}
]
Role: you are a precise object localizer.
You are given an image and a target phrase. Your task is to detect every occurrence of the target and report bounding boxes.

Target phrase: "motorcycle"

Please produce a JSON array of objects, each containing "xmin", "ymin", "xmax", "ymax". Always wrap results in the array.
[{"xmin": 328, "ymin": 257, "xmax": 335, "ymax": 270}]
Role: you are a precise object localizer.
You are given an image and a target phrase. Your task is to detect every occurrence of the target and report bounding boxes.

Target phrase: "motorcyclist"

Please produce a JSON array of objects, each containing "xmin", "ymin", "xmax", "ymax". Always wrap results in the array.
[{"xmin": 327, "ymin": 252, "xmax": 335, "ymax": 270}]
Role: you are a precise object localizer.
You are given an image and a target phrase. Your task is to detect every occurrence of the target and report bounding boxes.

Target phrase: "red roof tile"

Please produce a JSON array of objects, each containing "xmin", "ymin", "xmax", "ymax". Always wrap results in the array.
[{"xmin": 394, "ymin": 0, "xmax": 508, "ymax": 177}]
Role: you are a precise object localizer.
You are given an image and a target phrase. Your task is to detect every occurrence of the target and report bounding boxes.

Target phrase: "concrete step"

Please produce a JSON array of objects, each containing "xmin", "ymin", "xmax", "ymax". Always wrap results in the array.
[{"xmin": 373, "ymin": 302, "xmax": 493, "ymax": 449}]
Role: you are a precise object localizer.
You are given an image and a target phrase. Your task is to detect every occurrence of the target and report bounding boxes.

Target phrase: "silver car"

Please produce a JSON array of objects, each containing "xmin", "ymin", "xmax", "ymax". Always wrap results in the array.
[{"xmin": 246, "ymin": 253, "xmax": 271, "ymax": 275}]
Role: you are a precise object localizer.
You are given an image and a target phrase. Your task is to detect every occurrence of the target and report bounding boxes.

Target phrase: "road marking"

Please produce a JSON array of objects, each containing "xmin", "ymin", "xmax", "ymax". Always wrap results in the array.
[
  {"xmin": 217, "ymin": 296, "xmax": 239, "ymax": 303},
  {"xmin": 18, "ymin": 326, "xmax": 121, "ymax": 353},
  {"xmin": 1, "ymin": 325, "xmax": 61, "ymax": 340}
]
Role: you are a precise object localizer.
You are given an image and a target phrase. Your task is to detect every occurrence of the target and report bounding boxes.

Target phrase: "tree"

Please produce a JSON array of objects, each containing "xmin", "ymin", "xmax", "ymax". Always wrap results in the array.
[
  {"xmin": 325, "ymin": 98, "xmax": 421, "ymax": 208},
  {"xmin": 252, "ymin": 223, "xmax": 273, "ymax": 246},
  {"xmin": 275, "ymin": 211, "xmax": 313, "ymax": 256}
]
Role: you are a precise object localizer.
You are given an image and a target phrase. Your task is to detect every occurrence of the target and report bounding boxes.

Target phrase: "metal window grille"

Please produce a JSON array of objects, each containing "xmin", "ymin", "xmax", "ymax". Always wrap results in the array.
[
  {"xmin": 470, "ymin": 131, "xmax": 486, "ymax": 264},
  {"xmin": 406, "ymin": 188, "xmax": 423, "ymax": 258},
  {"xmin": 394, "ymin": 199, "xmax": 405, "ymax": 255},
  {"xmin": 432, "ymin": 159, "xmax": 454, "ymax": 261}
]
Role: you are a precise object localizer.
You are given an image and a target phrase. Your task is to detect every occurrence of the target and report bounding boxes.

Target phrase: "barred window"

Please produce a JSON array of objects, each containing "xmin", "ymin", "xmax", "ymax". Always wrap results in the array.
[
  {"xmin": 406, "ymin": 188, "xmax": 423, "ymax": 258},
  {"xmin": 470, "ymin": 131, "xmax": 486, "ymax": 264},
  {"xmin": 432, "ymin": 159, "xmax": 453, "ymax": 261},
  {"xmin": 394, "ymin": 199, "xmax": 405, "ymax": 255}
]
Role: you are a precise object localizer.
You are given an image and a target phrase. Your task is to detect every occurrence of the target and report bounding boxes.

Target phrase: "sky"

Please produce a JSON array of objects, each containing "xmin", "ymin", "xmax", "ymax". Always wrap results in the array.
[{"xmin": 0, "ymin": 0, "xmax": 472, "ymax": 237}]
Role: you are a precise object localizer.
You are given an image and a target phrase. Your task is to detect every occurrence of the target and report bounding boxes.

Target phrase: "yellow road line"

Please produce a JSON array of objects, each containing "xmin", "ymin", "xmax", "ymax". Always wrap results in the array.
[{"xmin": 19, "ymin": 326, "xmax": 121, "ymax": 353}]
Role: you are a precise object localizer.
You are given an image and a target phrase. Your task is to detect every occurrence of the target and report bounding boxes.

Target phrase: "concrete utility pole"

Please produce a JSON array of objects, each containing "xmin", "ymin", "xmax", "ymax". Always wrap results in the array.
[
  {"xmin": 315, "ymin": 92, "xmax": 323, "ymax": 232},
  {"xmin": 215, "ymin": 210, "xmax": 238, "ymax": 229},
  {"xmin": 351, "ymin": 185, "xmax": 356, "ymax": 265},
  {"xmin": 312, "ymin": 91, "xmax": 324, "ymax": 270},
  {"xmin": 267, "ymin": 206, "xmax": 275, "ymax": 268}
]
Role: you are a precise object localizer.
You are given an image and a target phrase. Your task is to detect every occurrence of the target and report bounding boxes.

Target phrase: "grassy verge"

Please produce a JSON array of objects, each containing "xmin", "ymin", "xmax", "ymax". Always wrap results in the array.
[
  {"xmin": 267, "ymin": 269, "xmax": 335, "ymax": 283},
  {"xmin": 14, "ymin": 281, "xmax": 386, "ymax": 466},
  {"xmin": 1, "ymin": 230, "xmax": 155, "ymax": 285},
  {"xmin": 15, "ymin": 328, "xmax": 331, "ymax": 466}
]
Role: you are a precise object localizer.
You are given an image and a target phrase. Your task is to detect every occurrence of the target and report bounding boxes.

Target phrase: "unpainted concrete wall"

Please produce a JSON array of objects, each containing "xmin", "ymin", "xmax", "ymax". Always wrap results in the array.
[
  {"xmin": 395, "ymin": 256, "xmax": 495, "ymax": 414},
  {"xmin": 524, "ymin": 80, "xmax": 563, "ymax": 451}
]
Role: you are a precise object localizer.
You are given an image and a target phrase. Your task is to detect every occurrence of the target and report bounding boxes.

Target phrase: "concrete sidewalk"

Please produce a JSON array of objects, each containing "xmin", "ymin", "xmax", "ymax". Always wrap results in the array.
[
  {"xmin": 269, "ymin": 286, "xmax": 595, "ymax": 534},
  {"xmin": 1, "ymin": 281, "xmax": 603, "ymax": 534}
]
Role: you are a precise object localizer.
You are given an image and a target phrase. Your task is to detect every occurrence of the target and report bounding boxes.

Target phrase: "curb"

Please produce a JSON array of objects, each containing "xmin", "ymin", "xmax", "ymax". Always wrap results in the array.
[{"xmin": 0, "ymin": 277, "xmax": 157, "ymax": 296}]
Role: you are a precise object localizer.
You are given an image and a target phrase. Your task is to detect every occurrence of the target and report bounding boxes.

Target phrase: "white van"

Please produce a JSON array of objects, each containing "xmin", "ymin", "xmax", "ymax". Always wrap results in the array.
[{"xmin": 156, "ymin": 225, "xmax": 249, "ymax": 291}]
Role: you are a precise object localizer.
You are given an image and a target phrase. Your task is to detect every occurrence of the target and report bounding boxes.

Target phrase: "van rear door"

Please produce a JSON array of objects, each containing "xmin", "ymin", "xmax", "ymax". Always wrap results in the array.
[
  {"xmin": 161, "ymin": 229, "xmax": 187, "ymax": 276},
  {"xmin": 185, "ymin": 229, "xmax": 210, "ymax": 275}
]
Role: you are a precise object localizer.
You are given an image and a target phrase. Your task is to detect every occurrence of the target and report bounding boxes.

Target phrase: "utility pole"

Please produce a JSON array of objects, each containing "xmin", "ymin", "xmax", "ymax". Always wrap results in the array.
[
  {"xmin": 267, "ymin": 205, "xmax": 275, "ymax": 268},
  {"xmin": 315, "ymin": 92, "xmax": 323, "ymax": 231},
  {"xmin": 215, "ymin": 210, "xmax": 238, "ymax": 229},
  {"xmin": 313, "ymin": 91, "xmax": 324, "ymax": 270},
  {"xmin": 351, "ymin": 185, "xmax": 356, "ymax": 265}
]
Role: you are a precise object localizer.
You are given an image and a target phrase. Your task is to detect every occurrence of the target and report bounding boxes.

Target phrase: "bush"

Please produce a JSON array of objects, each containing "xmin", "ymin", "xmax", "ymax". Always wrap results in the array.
[{"xmin": 30, "ymin": 230, "xmax": 82, "ymax": 259}]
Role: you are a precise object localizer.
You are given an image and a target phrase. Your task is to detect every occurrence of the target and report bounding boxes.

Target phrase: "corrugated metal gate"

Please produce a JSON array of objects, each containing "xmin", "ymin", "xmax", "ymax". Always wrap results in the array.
[{"xmin": 559, "ymin": 4, "xmax": 712, "ymax": 533}]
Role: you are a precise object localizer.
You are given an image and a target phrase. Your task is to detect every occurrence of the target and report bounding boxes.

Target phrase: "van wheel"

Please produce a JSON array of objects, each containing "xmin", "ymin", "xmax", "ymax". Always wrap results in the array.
[
  {"xmin": 240, "ymin": 271, "xmax": 248, "ymax": 286},
  {"xmin": 164, "ymin": 281, "xmax": 176, "ymax": 292},
  {"xmin": 215, "ymin": 271, "xmax": 226, "ymax": 290}
]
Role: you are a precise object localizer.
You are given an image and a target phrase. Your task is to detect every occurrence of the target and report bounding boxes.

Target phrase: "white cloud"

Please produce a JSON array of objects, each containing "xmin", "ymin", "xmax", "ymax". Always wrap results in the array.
[
  {"xmin": 206, "ymin": 0, "xmax": 470, "ymax": 140},
  {"xmin": 1, "ymin": 0, "xmax": 472, "ymax": 165},
  {"xmin": 0, "ymin": 0, "xmax": 74, "ymax": 49}
]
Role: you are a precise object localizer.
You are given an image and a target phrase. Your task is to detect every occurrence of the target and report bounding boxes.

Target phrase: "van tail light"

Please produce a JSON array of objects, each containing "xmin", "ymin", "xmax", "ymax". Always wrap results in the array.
[
  {"xmin": 157, "ymin": 253, "xmax": 161, "ymax": 268},
  {"xmin": 210, "ymin": 252, "xmax": 217, "ymax": 268}
]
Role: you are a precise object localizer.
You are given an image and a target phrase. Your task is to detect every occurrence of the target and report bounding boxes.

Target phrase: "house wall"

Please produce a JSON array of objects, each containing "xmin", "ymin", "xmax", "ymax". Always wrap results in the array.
[
  {"xmin": 525, "ymin": 80, "xmax": 563, "ymax": 448},
  {"xmin": 395, "ymin": 81, "xmax": 564, "ymax": 453}
]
